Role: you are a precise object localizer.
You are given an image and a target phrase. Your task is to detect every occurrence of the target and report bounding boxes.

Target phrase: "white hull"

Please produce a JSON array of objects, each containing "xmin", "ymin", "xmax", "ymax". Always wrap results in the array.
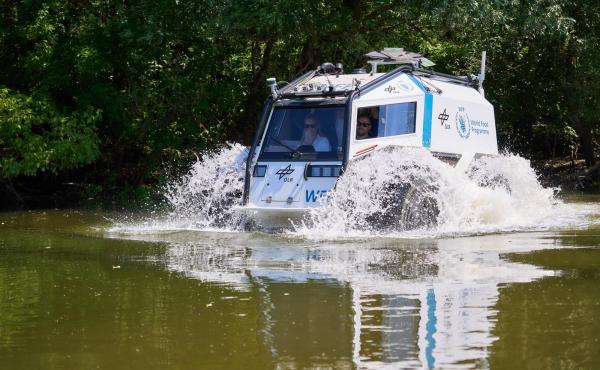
[{"xmin": 236, "ymin": 205, "xmax": 307, "ymax": 229}]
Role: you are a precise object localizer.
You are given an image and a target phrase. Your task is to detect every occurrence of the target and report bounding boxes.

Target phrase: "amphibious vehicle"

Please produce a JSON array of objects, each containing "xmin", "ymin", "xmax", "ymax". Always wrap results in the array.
[{"xmin": 241, "ymin": 48, "xmax": 497, "ymax": 225}]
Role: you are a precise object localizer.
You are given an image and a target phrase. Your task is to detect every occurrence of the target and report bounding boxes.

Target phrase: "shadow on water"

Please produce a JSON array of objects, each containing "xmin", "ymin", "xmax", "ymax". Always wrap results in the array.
[{"xmin": 1, "ymin": 210, "xmax": 600, "ymax": 369}]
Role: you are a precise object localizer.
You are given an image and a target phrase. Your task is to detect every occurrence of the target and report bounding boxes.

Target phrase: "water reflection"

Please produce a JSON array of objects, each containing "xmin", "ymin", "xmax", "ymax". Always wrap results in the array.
[
  {"xmin": 3, "ymin": 211, "xmax": 600, "ymax": 369},
  {"xmin": 152, "ymin": 234, "xmax": 555, "ymax": 369}
]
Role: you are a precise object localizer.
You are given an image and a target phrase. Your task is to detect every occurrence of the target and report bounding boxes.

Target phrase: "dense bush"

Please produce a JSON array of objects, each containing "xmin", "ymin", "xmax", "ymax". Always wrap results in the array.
[{"xmin": 1, "ymin": 0, "xmax": 600, "ymax": 206}]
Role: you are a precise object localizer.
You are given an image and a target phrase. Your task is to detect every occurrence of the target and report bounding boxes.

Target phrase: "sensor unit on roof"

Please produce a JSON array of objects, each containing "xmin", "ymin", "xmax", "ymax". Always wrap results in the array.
[
  {"xmin": 365, "ymin": 48, "xmax": 436, "ymax": 73},
  {"xmin": 317, "ymin": 62, "xmax": 343, "ymax": 76}
]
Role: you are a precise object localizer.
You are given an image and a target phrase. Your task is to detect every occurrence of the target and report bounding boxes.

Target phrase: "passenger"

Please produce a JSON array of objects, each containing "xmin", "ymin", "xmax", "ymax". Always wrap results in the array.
[
  {"xmin": 299, "ymin": 115, "xmax": 331, "ymax": 152},
  {"xmin": 356, "ymin": 114, "xmax": 374, "ymax": 140}
]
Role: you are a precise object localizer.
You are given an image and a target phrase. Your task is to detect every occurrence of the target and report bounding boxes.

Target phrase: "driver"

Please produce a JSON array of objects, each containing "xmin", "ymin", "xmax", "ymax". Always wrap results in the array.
[{"xmin": 299, "ymin": 115, "xmax": 331, "ymax": 152}]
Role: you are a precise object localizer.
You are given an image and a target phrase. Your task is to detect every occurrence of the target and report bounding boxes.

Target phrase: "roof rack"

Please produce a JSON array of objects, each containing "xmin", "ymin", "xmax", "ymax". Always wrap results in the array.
[
  {"xmin": 366, "ymin": 48, "xmax": 485, "ymax": 92},
  {"xmin": 413, "ymin": 68, "xmax": 479, "ymax": 89},
  {"xmin": 266, "ymin": 48, "xmax": 483, "ymax": 99}
]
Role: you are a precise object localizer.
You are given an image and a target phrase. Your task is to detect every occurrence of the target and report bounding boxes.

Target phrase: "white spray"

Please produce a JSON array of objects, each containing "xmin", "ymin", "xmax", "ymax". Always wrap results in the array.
[
  {"xmin": 163, "ymin": 143, "xmax": 248, "ymax": 230},
  {"xmin": 108, "ymin": 143, "xmax": 248, "ymax": 234},
  {"xmin": 109, "ymin": 145, "xmax": 596, "ymax": 237},
  {"xmin": 295, "ymin": 147, "xmax": 592, "ymax": 238}
]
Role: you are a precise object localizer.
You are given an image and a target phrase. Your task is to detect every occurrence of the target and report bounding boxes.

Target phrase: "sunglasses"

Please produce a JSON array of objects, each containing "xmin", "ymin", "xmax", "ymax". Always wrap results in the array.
[
  {"xmin": 305, "ymin": 124, "xmax": 317, "ymax": 128},
  {"xmin": 357, "ymin": 122, "xmax": 371, "ymax": 127}
]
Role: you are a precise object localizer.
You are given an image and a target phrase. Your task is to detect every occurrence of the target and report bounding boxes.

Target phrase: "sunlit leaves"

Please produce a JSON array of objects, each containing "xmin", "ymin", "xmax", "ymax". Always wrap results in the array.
[
  {"xmin": 1, "ymin": 0, "xmax": 600, "ymax": 189},
  {"xmin": 0, "ymin": 89, "xmax": 100, "ymax": 178}
]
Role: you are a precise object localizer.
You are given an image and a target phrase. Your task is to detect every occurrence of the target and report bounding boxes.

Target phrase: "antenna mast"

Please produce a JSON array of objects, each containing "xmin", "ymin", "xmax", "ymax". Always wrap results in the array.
[{"xmin": 478, "ymin": 51, "xmax": 486, "ymax": 96}]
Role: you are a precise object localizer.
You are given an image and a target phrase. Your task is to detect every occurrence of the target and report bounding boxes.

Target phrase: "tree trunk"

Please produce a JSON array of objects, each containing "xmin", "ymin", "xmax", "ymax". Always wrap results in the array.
[
  {"xmin": 236, "ymin": 40, "xmax": 274, "ymax": 144},
  {"xmin": 564, "ymin": 37, "xmax": 596, "ymax": 167},
  {"xmin": 569, "ymin": 113, "xmax": 595, "ymax": 166}
]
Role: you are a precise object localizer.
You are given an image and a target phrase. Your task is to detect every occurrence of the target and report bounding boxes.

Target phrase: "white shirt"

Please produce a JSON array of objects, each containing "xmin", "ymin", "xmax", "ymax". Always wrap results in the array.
[{"xmin": 312, "ymin": 136, "xmax": 331, "ymax": 152}]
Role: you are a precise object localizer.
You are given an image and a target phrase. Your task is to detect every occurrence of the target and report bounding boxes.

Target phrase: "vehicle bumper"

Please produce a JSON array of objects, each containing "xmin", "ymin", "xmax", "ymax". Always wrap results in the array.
[{"xmin": 235, "ymin": 205, "xmax": 309, "ymax": 229}]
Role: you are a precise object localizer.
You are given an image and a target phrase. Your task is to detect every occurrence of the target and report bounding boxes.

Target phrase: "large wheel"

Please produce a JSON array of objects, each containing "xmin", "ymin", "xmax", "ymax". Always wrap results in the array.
[
  {"xmin": 339, "ymin": 146, "xmax": 442, "ymax": 232},
  {"xmin": 366, "ymin": 176, "xmax": 439, "ymax": 231},
  {"xmin": 397, "ymin": 183, "xmax": 439, "ymax": 229}
]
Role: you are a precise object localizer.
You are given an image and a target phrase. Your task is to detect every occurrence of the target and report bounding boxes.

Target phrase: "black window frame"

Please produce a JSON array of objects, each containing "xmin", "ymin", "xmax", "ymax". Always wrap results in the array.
[
  {"xmin": 258, "ymin": 103, "xmax": 347, "ymax": 162},
  {"xmin": 356, "ymin": 101, "xmax": 417, "ymax": 140}
]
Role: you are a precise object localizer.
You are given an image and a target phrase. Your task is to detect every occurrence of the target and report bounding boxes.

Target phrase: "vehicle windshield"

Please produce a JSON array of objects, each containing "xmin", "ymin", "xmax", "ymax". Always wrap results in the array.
[{"xmin": 260, "ymin": 106, "xmax": 344, "ymax": 161}]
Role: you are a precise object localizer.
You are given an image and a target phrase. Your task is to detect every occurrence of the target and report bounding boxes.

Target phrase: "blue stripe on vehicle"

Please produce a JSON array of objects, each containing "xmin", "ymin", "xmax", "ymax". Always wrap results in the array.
[
  {"xmin": 408, "ymin": 74, "xmax": 427, "ymax": 93},
  {"xmin": 425, "ymin": 288, "xmax": 437, "ymax": 369},
  {"xmin": 408, "ymin": 75, "xmax": 433, "ymax": 148}
]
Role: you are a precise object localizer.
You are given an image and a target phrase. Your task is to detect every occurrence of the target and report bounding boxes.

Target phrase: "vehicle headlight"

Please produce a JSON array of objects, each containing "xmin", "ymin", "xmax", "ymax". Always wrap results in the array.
[{"xmin": 306, "ymin": 165, "xmax": 342, "ymax": 177}]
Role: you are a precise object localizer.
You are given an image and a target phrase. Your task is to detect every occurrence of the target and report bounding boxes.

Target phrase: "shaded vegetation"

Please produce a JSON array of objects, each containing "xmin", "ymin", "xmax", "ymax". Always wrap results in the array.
[{"xmin": 2, "ymin": 0, "xmax": 600, "ymax": 208}]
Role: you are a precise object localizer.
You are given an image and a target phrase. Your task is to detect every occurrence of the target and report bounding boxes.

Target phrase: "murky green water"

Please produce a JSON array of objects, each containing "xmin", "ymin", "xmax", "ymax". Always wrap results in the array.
[{"xmin": 1, "ymin": 204, "xmax": 600, "ymax": 369}]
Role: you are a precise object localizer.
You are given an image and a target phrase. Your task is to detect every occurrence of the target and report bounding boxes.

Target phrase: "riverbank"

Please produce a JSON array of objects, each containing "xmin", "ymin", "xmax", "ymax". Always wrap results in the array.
[{"xmin": 536, "ymin": 158, "xmax": 600, "ymax": 193}]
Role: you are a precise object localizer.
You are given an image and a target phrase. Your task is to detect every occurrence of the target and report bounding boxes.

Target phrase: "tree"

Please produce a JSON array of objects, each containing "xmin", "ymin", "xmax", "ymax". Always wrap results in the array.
[{"xmin": 0, "ymin": 88, "xmax": 100, "ymax": 178}]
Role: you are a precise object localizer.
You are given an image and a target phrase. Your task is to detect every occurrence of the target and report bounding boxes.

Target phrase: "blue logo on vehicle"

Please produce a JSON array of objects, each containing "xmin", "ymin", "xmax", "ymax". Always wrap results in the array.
[
  {"xmin": 455, "ymin": 107, "xmax": 471, "ymax": 139},
  {"xmin": 397, "ymin": 81, "xmax": 414, "ymax": 92},
  {"xmin": 306, "ymin": 190, "xmax": 328, "ymax": 202}
]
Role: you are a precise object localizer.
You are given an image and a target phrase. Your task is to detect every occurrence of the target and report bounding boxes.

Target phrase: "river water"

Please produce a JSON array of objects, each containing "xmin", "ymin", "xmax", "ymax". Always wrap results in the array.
[{"xmin": 1, "ymin": 148, "xmax": 600, "ymax": 369}]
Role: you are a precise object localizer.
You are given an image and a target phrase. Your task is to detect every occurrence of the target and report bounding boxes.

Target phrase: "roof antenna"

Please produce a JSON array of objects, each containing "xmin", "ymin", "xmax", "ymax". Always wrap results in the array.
[{"xmin": 478, "ymin": 51, "xmax": 486, "ymax": 96}]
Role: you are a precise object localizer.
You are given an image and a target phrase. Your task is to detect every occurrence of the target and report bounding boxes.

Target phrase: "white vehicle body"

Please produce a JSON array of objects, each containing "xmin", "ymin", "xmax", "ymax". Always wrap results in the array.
[{"xmin": 242, "ymin": 50, "xmax": 498, "ymax": 219}]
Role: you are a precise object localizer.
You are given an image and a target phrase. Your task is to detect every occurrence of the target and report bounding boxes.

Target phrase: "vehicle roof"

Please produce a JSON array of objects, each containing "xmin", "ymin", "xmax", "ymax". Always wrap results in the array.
[
  {"xmin": 290, "ymin": 73, "xmax": 384, "ymax": 94},
  {"xmin": 278, "ymin": 66, "xmax": 478, "ymax": 100}
]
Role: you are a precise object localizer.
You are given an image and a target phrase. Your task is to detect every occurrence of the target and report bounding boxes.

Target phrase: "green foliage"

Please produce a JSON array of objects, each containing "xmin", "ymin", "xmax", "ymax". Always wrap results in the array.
[
  {"xmin": 2, "ymin": 0, "xmax": 600, "ymax": 204},
  {"xmin": 0, "ymin": 88, "xmax": 100, "ymax": 178}
]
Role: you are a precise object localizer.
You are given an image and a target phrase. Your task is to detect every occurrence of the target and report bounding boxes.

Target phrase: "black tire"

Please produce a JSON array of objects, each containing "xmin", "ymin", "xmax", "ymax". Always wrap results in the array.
[
  {"xmin": 366, "ymin": 177, "xmax": 439, "ymax": 232},
  {"xmin": 397, "ymin": 184, "xmax": 439, "ymax": 229},
  {"xmin": 345, "ymin": 146, "xmax": 441, "ymax": 232}
]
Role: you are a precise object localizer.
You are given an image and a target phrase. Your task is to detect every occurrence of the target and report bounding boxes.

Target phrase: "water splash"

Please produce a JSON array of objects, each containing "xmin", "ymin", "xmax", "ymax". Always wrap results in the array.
[
  {"xmin": 108, "ymin": 144, "xmax": 597, "ymax": 237},
  {"xmin": 294, "ymin": 147, "xmax": 595, "ymax": 239},
  {"xmin": 108, "ymin": 143, "xmax": 248, "ymax": 234},
  {"xmin": 164, "ymin": 143, "xmax": 248, "ymax": 229}
]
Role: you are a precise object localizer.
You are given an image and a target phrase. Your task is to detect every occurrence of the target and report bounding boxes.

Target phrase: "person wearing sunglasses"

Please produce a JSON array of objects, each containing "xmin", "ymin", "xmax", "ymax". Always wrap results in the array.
[
  {"xmin": 356, "ymin": 114, "xmax": 374, "ymax": 140},
  {"xmin": 299, "ymin": 115, "xmax": 331, "ymax": 152}
]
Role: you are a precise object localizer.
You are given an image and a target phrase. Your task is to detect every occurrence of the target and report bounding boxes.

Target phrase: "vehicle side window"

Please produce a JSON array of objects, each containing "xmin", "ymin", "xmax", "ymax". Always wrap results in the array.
[{"xmin": 356, "ymin": 102, "xmax": 416, "ymax": 140}]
